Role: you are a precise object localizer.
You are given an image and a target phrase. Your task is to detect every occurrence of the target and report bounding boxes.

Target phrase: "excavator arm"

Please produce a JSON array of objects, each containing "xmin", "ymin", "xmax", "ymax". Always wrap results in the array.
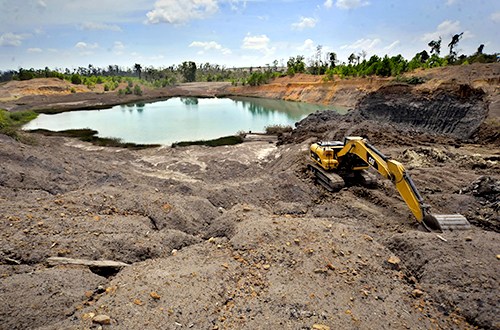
[{"xmin": 336, "ymin": 137, "xmax": 470, "ymax": 231}]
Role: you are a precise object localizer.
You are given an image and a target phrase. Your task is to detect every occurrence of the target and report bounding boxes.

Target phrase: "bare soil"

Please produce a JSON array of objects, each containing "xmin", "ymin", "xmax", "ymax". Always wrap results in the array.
[{"xmin": 0, "ymin": 64, "xmax": 499, "ymax": 330}]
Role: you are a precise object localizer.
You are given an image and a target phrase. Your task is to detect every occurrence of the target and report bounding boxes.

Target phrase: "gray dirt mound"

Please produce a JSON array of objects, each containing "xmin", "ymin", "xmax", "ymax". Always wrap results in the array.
[
  {"xmin": 461, "ymin": 176, "xmax": 500, "ymax": 231},
  {"xmin": 281, "ymin": 83, "xmax": 490, "ymax": 146},
  {"xmin": 356, "ymin": 84, "xmax": 487, "ymax": 139},
  {"xmin": 385, "ymin": 230, "xmax": 500, "ymax": 329},
  {"xmin": 0, "ymin": 267, "xmax": 106, "ymax": 330}
]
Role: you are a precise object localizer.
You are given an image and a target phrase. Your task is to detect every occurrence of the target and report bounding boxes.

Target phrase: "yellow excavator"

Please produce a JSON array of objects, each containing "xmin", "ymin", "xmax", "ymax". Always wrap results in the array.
[{"xmin": 308, "ymin": 136, "xmax": 470, "ymax": 232}]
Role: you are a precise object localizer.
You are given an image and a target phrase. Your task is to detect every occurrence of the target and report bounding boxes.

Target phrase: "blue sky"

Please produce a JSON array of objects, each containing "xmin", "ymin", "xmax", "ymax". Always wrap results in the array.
[{"xmin": 0, "ymin": 0, "xmax": 499, "ymax": 71}]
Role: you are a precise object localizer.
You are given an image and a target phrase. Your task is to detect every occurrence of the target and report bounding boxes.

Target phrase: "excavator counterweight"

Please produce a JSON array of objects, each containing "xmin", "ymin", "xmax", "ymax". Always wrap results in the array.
[{"xmin": 309, "ymin": 136, "xmax": 470, "ymax": 232}]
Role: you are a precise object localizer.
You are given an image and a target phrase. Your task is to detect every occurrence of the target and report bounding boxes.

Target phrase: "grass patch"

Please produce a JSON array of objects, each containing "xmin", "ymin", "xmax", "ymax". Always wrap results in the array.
[
  {"xmin": 28, "ymin": 128, "xmax": 160, "ymax": 150},
  {"xmin": 0, "ymin": 109, "xmax": 38, "ymax": 142},
  {"xmin": 171, "ymin": 135, "xmax": 244, "ymax": 148}
]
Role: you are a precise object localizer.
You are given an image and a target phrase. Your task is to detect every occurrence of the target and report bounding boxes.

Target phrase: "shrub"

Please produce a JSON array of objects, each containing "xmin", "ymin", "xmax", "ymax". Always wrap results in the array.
[
  {"xmin": 71, "ymin": 74, "xmax": 82, "ymax": 84},
  {"xmin": 264, "ymin": 124, "xmax": 293, "ymax": 135},
  {"xmin": 0, "ymin": 109, "xmax": 38, "ymax": 141},
  {"xmin": 133, "ymin": 84, "xmax": 143, "ymax": 96}
]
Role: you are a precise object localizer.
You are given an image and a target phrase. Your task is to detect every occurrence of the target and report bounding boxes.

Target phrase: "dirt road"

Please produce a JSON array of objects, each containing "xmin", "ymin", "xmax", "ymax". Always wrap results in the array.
[{"xmin": 0, "ymin": 65, "xmax": 499, "ymax": 329}]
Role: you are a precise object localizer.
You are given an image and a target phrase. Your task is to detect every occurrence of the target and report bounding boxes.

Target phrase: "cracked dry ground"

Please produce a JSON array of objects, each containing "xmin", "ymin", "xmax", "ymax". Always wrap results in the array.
[{"xmin": 1, "ymin": 127, "xmax": 498, "ymax": 330}]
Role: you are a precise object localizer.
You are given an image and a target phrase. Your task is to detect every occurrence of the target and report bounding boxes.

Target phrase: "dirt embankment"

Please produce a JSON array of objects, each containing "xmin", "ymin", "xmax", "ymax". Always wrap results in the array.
[
  {"xmin": 0, "ymin": 64, "xmax": 499, "ymax": 329},
  {"xmin": 0, "ymin": 79, "xmax": 231, "ymax": 113}
]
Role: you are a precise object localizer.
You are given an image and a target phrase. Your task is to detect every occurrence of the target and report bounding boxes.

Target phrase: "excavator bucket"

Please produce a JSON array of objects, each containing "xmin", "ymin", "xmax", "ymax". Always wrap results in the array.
[{"xmin": 423, "ymin": 213, "xmax": 471, "ymax": 232}]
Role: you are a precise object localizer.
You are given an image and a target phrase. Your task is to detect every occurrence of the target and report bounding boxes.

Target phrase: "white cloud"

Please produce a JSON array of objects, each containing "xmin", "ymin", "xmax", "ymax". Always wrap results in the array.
[
  {"xmin": 324, "ymin": 0, "xmax": 333, "ymax": 9},
  {"xmin": 421, "ymin": 20, "xmax": 473, "ymax": 42},
  {"xmin": 291, "ymin": 17, "xmax": 318, "ymax": 31},
  {"xmin": 146, "ymin": 0, "xmax": 219, "ymax": 25},
  {"xmin": 75, "ymin": 41, "xmax": 99, "ymax": 55},
  {"xmin": 75, "ymin": 42, "xmax": 99, "ymax": 50},
  {"xmin": 242, "ymin": 34, "xmax": 275, "ymax": 55},
  {"xmin": 0, "ymin": 32, "xmax": 29, "ymax": 47},
  {"xmin": 341, "ymin": 38, "xmax": 380, "ymax": 51},
  {"xmin": 445, "ymin": 0, "xmax": 457, "ymax": 5},
  {"xmin": 80, "ymin": 22, "xmax": 122, "ymax": 32},
  {"xmin": 27, "ymin": 48, "xmax": 43, "ymax": 53},
  {"xmin": 491, "ymin": 12, "xmax": 500, "ymax": 23},
  {"xmin": 298, "ymin": 39, "xmax": 315, "ymax": 53},
  {"xmin": 384, "ymin": 40, "xmax": 400, "ymax": 52},
  {"xmin": 189, "ymin": 41, "xmax": 232, "ymax": 55},
  {"xmin": 336, "ymin": 0, "xmax": 370, "ymax": 10},
  {"xmin": 37, "ymin": 0, "xmax": 47, "ymax": 9}
]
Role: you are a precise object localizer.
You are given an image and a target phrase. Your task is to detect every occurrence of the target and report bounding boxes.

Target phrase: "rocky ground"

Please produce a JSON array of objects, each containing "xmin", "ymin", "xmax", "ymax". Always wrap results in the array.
[{"xmin": 0, "ymin": 64, "xmax": 499, "ymax": 329}]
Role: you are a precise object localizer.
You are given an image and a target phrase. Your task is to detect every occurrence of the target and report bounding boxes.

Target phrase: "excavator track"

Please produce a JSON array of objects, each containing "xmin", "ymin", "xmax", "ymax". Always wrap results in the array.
[
  {"xmin": 308, "ymin": 164, "xmax": 345, "ymax": 192},
  {"xmin": 357, "ymin": 170, "xmax": 377, "ymax": 187}
]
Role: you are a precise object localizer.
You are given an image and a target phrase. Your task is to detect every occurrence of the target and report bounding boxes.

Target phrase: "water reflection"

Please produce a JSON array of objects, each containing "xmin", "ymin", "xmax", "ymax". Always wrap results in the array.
[
  {"xmin": 180, "ymin": 97, "xmax": 199, "ymax": 106},
  {"xmin": 23, "ymin": 97, "xmax": 344, "ymax": 145}
]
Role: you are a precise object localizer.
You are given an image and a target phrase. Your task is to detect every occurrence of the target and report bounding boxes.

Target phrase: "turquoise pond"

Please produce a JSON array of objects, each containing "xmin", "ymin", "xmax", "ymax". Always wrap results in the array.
[{"xmin": 23, "ymin": 97, "xmax": 346, "ymax": 145}]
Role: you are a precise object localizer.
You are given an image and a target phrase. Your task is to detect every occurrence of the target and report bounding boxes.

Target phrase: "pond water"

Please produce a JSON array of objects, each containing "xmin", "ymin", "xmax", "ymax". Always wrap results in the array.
[{"xmin": 23, "ymin": 97, "xmax": 346, "ymax": 145}]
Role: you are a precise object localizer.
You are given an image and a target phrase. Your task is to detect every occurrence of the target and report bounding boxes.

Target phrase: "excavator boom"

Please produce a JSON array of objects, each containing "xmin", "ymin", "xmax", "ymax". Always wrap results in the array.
[{"xmin": 309, "ymin": 137, "xmax": 470, "ymax": 232}]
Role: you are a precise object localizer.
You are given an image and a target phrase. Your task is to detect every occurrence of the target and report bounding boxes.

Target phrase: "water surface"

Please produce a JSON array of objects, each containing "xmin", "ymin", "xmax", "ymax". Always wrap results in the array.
[{"xmin": 24, "ymin": 97, "xmax": 345, "ymax": 145}]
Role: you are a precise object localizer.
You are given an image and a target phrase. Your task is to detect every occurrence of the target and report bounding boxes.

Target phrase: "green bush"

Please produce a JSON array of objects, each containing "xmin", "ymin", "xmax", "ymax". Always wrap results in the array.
[
  {"xmin": 71, "ymin": 74, "xmax": 82, "ymax": 84},
  {"xmin": 0, "ymin": 109, "xmax": 38, "ymax": 141},
  {"xmin": 133, "ymin": 84, "xmax": 143, "ymax": 96}
]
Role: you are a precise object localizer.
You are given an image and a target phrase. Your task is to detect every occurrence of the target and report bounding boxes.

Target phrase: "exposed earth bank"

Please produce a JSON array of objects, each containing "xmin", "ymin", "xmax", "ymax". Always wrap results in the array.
[{"xmin": 0, "ymin": 64, "xmax": 499, "ymax": 329}]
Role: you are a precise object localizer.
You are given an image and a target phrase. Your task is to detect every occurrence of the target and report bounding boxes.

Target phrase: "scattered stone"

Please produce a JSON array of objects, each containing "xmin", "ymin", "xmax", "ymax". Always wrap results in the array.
[
  {"xmin": 263, "ymin": 264, "xmax": 271, "ymax": 270},
  {"xmin": 465, "ymin": 237, "xmax": 473, "ymax": 242},
  {"xmin": 312, "ymin": 324, "xmax": 330, "ymax": 330},
  {"xmin": 92, "ymin": 314, "xmax": 111, "ymax": 325},
  {"xmin": 363, "ymin": 234, "xmax": 373, "ymax": 241},
  {"xmin": 82, "ymin": 312, "xmax": 95, "ymax": 320},
  {"xmin": 387, "ymin": 256, "xmax": 401, "ymax": 265},
  {"xmin": 412, "ymin": 289, "xmax": 424, "ymax": 298},
  {"xmin": 314, "ymin": 268, "xmax": 328, "ymax": 274},
  {"xmin": 150, "ymin": 291, "xmax": 161, "ymax": 300},
  {"xmin": 496, "ymin": 254, "xmax": 500, "ymax": 260},
  {"xmin": 133, "ymin": 299, "xmax": 143, "ymax": 306}
]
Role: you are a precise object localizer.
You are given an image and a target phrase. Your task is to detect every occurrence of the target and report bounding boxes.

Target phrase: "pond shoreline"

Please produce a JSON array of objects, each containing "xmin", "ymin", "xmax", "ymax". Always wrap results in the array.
[{"xmin": 22, "ymin": 96, "xmax": 335, "ymax": 147}]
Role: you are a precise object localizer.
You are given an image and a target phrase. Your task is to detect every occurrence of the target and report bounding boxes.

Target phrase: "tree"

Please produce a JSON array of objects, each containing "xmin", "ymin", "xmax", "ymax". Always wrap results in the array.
[
  {"xmin": 180, "ymin": 61, "xmax": 197, "ymax": 82},
  {"xmin": 448, "ymin": 32, "xmax": 464, "ymax": 62},
  {"xmin": 428, "ymin": 37, "xmax": 442, "ymax": 55},
  {"xmin": 348, "ymin": 53, "xmax": 357, "ymax": 65},
  {"xmin": 476, "ymin": 44, "xmax": 484, "ymax": 55},
  {"xmin": 358, "ymin": 50, "xmax": 367, "ymax": 62},
  {"xmin": 286, "ymin": 56, "xmax": 306, "ymax": 75},
  {"xmin": 134, "ymin": 63, "xmax": 142, "ymax": 79},
  {"xmin": 327, "ymin": 52, "xmax": 337, "ymax": 68}
]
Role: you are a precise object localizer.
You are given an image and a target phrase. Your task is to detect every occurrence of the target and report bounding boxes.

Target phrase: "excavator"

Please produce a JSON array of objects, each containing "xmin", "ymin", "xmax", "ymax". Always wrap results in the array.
[{"xmin": 308, "ymin": 136, "xmax": 470, "ymax": 232}]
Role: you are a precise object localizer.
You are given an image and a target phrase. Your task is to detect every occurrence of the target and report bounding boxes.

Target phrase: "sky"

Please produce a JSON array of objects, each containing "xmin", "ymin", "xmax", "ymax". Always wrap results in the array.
[{"xmin": 0, "ymin": 0, "xmax": 499, "ymax": 71}]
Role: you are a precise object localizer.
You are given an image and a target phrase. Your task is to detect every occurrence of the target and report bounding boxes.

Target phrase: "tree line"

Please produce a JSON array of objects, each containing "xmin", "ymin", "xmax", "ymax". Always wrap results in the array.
[{"xmin": 0, "ymin": 32, "xmax": 497, "ymax": 87}]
